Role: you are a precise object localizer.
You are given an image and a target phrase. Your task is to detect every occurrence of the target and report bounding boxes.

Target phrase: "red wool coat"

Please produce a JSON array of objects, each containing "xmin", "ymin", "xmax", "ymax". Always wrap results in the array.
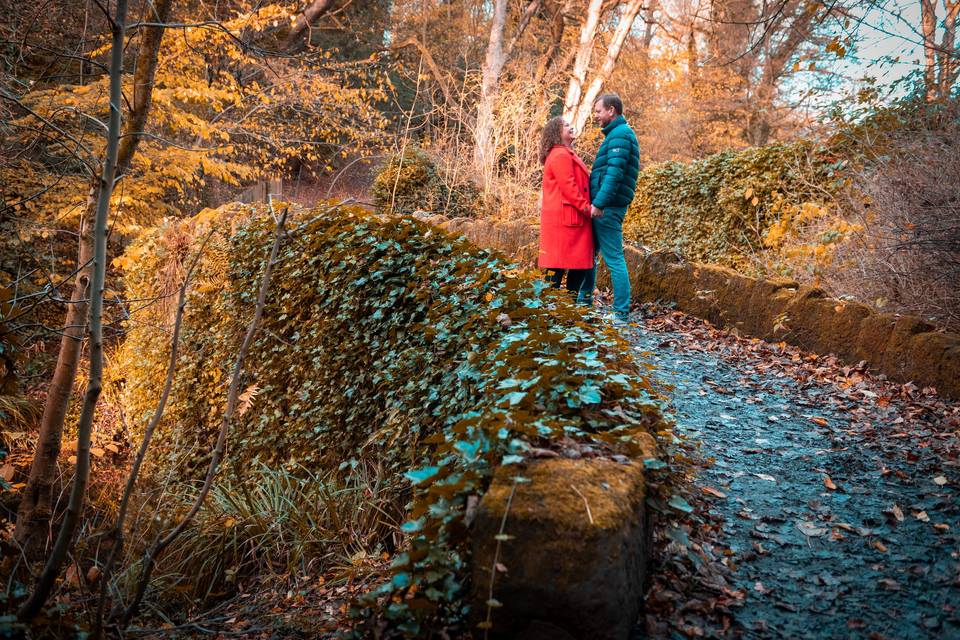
[{"xmin": 539, "ymin": 145, "xmax": 594, "ymax": 269}]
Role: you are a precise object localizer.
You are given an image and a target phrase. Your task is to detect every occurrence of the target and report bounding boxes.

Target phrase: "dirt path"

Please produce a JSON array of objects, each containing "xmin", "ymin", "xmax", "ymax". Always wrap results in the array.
[{"xmin": 627, "ymin": 306, "xmax": 960, "ymax": 639}]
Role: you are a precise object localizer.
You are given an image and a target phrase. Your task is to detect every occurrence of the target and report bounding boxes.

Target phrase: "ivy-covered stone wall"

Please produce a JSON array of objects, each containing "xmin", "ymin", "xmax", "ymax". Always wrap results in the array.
[
  {"xmin": 624, "ymin": 141, "xmax": 842, "ymax": 270},
  {"xmin": 116, "ymin": 202, "xmax": 670, "ymax": 631}
]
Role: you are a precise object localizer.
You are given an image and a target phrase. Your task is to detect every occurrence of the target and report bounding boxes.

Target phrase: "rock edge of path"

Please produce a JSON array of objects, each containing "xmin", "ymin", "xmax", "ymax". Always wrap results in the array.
[{"xmin": 471, "ymin": 458, "xmax": 651, "ymax": 640}]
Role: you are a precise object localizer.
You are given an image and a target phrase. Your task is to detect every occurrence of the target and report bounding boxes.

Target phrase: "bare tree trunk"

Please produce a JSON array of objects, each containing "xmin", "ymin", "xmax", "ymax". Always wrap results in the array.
[
  {"xmin": 14, "ymin": 0, "xmax": 173, "ymax": 558},
  {"xmin": 390, "ymin": 36, "xmax": 453, "ymax": 107},
  {"xmin": 13, "ymin": 209, "xmax": 92, "ymax": 555},
  {"xmin": 533, "ymin": 0, "xmax": 574, "ymax": 86},
  {"xmin": 746, "ymin": 0, "xmax": 817, "ymax": 144},
  {"xmin": 562, "ymin": 0, "xmax": 604, "ymax": 123},
  {"xmin": 504, "ymin": 0, "xmax": 542, "ymax": 59},
  {"xmin": 117, "ymin": 0, "xmax": 173, "ymax": 172},
  {"xmin": 282, "ymin": 0, "xmax": 337, "ymax": 53},
  {"xmin": 921, "ymin": 0, "xmax": 939, "ymax": 101},
  {"xmin": 474, "ymin": 0, "xmax": 509, "ymax": 186},
  {"xmin": 118, "ymin": 208, "xmax": 289, "ymax": 628},
  {"xmin": 642, "ymin": 0, "xmax": 659, "ymax": 50},
  {"xmin": 937, "ymin": 1, "xmax": 960, "ymax": 97},
  {"xmin": 572, "ymin": 0, "xmax": 645, "ymax": 132},
  {"xmin": 17, "ymin": 0, "xmax": 128, "ymax": 621}
]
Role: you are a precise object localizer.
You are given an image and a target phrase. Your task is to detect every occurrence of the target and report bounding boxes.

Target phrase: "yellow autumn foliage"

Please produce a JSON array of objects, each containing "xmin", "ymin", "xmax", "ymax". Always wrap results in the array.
[{"xmin": 1, "ymin": 2, "xmax": 390, "ymax": 235}]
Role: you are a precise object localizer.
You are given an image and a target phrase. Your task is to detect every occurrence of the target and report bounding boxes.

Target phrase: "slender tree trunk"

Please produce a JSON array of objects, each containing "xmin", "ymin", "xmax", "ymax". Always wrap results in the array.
[
  {"xmin": 746, "ymin": 0, "xmax": 816, "ymax": 144},
  {"xmin": 118, "ymin": 208, "xmax": 289, "ymax": 628},
  {"xmin": 474, "ymin": 0, "xmax": 509, "ymax": 186},
  {"xmin": 14, "ymin": 0, "xmax": 173, "ymax": 558},
  {"xmin": 642, "ymin": 0, "xmax": 659, "ymax": 50},
  {"xmin": 921, "ymin": 0, "xmax": 939, "ymax": 101},
  {"xmin": 572, "ymin": 0, "xmax": 645, "ymax": 132},
  {"xmin": 504, "ymin": 0, "xmax": 542, "ymax": 59},
  {"xmin": 562, "ymin": 0, "xmax": 603, "ymax": 123},
  {"xmin": 937, "ymin": 1, "xmax": 960, "ymax": 97},
  {"xmin": 117, "ymin": 0, "xmax": 173, "ymax": 171},
  {"xmin": 533, "ymin": 0, "xmax": 574, "ymax": 86},
  {"xmin": 17, "ymin": 0, "xmax": 128, "ymax": 621},
  {"xmin": 13, "ymin": 206, "xmax": 93, "ymax": 555},
  {"xmin": 390, "ymin": 36, "xmax": 453, "ymax": 107}
]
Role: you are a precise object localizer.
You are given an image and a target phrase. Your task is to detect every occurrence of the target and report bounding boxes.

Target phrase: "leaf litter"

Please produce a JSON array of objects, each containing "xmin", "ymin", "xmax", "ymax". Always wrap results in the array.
[{"xmin": 630, "ymin": 304, "xmax": 960, "ymax": 639}]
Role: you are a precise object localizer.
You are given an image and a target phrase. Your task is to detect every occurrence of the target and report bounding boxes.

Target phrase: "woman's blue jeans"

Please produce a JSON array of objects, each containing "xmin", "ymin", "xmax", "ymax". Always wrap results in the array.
[{"xmin": 577, "ymin": 207, "xmax": 631, "ymax": 318}]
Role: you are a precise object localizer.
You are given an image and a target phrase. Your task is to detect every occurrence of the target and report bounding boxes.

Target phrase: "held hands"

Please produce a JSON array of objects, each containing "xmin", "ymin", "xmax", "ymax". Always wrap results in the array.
[{"xmin": 590, "ymin": 205, "xmax": 604, "ymax": 219}]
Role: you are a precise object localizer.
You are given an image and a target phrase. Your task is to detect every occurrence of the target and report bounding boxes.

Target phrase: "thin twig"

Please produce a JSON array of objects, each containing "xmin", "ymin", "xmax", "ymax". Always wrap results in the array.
[
  {"xmin": 569, "ymin": 484, "xmax": 594, "ymax": 525},
  {"xmin": 483, "ymin": 481, "xmax": 518, "ymax": 639},
  {"xmin": 117, "ymin": 208, "xmax": 289, "ymax": 627},
  {"xmin": 16, "ymin": 0, "xmax": 129, "ymax": 620},
  {"xmin": 94, "ymin": 228, "xmax": 215, "ymax": 638}
]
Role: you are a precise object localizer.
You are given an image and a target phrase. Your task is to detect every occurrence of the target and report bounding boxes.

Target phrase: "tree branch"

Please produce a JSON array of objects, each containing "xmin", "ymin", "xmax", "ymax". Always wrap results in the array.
[{"xmin": 118, "ymin": 207, "xmax": 290, "ymax": 628}]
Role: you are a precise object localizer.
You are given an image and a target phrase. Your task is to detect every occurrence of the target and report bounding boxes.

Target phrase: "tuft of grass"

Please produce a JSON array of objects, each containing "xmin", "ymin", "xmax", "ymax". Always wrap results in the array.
[
  {"xmin": 0, "ymin": 395, "xmax": 40, "ymax": 434},
  {"xmin": 113, "ymin": 460, "xmax": 403, "ymax": 612}
]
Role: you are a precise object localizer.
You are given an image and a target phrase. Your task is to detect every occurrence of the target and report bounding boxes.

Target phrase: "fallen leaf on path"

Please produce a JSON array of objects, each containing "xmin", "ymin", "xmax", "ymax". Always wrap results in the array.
[
  {"xmin": 701, "ymin": 486, "xmax": 727, "ymax": 499},
  {"xmin": 933, "ymin": 475, "xmax": 947, "ymax": 486},
  {"xmin": 883, "ymin": 504, "xmax": 904, "ymax": 523},
  {"xmin": 914, "ymin": 511, "xmax": 930, "ymax": 522},
  {"xmin": 823, "ymin": 475, "xmax": 837, "ymax": 490},
  {"xmin": 933, "ymin": 523, "xmax": 950, "ymax": 531},
  {"xmin": 873, "ymin": 540, "xmax": 888, "ymax": 552},
  {"xmin": 797, "ymin": 521, "xmax": 828, "ymax": 537},
  {"xmin": 668, "ymin": 495, "xmax": 694, "ymax": 513},
  {"xmin": 877, "ymin": 578, "xmax": 900, "ymax": 591},
  {"xmin": 810, "ymin": 416, "xmax": 829, "ymax": 427},
  {"xmin": 754, "ymin": 473, "xmax": 777, "ymax": 482}
]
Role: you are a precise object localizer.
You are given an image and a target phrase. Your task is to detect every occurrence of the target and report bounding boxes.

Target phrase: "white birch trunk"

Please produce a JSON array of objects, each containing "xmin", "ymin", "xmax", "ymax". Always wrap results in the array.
[
  {"xmin": 474, "ymin": 0, "xmax": 510, "ymax": 186},
  {"xmin": 572, "ymin": 0, "xmax": 645, "ymax": 133},
  {"xmin": 562, "ymin": 0, "xmax": 604, "ymax": 123}
]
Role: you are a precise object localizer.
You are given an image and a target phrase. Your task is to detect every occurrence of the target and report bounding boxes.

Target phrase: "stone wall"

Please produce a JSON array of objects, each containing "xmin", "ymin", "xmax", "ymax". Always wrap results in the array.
[
  {"xmin": 471, "ymin": 458, "xmax": 651, "ymax": 640},
  {"xmin": 424, "ymin": 215, "xmax": 960, "ymax": 400}
]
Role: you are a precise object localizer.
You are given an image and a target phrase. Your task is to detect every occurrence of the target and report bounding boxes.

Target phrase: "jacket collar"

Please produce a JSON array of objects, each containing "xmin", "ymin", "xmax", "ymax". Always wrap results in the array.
[
  {"xmin": 602, "ymin": 114, "xmax": 627, "ymax": 136},
  {"xmin": 550, "ymin": 145, "xmax": 588, "ymax": 173}
]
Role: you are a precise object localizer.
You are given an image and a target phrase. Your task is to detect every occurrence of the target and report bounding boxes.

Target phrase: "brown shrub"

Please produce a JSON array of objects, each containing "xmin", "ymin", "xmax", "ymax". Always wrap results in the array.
[{"xmin": 826, "ymin": 106, "xmax": 960, "ymax": 331}]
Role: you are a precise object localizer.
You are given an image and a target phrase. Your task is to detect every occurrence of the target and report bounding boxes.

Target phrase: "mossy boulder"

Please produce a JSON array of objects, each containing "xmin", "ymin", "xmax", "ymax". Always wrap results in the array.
[
  {"xmin": 371, "ymin": 147, "xmax": 482, "ymax": 218},
  {"xmin": 472, "ymin": 454, "xmax": 654, "ymax": 640}
]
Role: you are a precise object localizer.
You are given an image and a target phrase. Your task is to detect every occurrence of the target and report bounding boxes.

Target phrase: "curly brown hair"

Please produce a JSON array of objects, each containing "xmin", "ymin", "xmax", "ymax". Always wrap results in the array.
[{"xmin": 539, "ymin": 116, "xmax": 565, "ymax": 165}]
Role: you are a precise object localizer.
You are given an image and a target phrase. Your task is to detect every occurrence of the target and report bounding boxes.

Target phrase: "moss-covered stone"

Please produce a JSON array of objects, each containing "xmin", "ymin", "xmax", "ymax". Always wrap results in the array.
[{"xmin": 471, "ymin": 457, "xmax": 651, "ymax": 640}]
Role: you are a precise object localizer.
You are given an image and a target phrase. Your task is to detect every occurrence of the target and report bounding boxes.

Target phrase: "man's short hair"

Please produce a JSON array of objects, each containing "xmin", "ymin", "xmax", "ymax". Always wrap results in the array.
[{"xmin": 595, "ymin": 93, "xmax": 623, "ymax": 115}]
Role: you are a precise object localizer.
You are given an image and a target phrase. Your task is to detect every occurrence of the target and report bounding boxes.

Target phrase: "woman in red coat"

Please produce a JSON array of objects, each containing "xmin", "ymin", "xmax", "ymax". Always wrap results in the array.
[{"xmin": 538, "ymin": 116, "xmax": 593, "ymax": 294}]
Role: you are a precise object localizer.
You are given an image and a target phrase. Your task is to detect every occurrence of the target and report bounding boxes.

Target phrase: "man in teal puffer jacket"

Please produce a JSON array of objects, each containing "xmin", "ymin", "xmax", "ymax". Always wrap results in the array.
[{"xmin": 578, "ymin": 93, "xmax": 640, "ymax": 320}]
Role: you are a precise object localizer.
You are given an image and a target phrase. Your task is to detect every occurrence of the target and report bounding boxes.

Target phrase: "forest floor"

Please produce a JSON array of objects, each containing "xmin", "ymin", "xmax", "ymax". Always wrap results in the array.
[
  {"xmin": 628, "ymin": 303, "xmax": 960, "ymax": 639},
  {"xmin": 15, "ymin": 299, "xmax": 958, "ymax": 640},
  {"xmin": 113, "ymin": 302, "xmax": 960, "ymax": 640}
]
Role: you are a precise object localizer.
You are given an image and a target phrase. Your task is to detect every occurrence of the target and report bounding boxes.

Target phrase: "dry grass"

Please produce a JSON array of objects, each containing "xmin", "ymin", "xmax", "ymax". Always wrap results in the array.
[
  {"xmin": 106, "ymin": 460, "xmax": 404, "ymax": 615},
  {"xmin": 825, "ymin": 116, "xmax": 960, "ymax": 331}
]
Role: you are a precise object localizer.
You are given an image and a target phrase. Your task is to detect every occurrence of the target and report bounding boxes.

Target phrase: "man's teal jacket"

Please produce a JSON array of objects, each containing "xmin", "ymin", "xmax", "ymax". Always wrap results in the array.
[{"xmin": 589, "ymin": 114, "xmax": 640, "ymax": 210}]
